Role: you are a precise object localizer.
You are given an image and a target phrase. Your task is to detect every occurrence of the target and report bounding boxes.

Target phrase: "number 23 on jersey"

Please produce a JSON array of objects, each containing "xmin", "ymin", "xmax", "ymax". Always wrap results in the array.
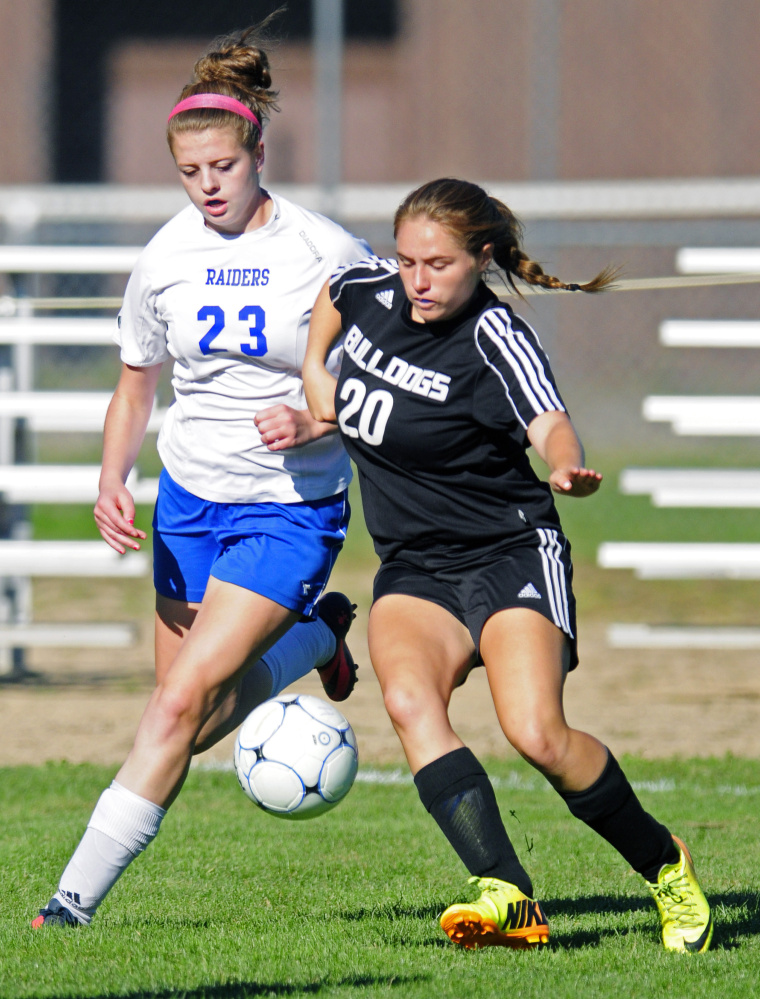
[{"xmin": 198, "ymin": 305, "xmax": 268, "ymax": 357}]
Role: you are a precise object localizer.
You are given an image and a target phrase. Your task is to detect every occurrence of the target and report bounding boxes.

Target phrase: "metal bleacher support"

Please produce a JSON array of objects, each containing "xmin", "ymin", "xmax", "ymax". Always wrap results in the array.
[
  {"xmin": 599, "ymin": 248, "xmax": 760, "ymax": 649},
  {"xmin": 0, "ymin": 246, "xmax": 153, "ymax": 679}
]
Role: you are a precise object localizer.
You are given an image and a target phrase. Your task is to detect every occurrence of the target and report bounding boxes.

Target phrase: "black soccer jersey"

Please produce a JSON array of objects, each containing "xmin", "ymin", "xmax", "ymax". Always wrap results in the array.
[{"xmin": 330, "ymin": 257, "xmax": 568, "ymax": 560}]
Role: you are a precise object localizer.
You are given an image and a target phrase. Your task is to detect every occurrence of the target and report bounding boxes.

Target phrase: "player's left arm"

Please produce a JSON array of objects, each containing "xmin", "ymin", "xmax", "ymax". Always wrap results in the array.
[
  {"xmin": 254, "ymin": 404, "xmax": 338, "ymax": 452},
  {"xmin": 527, "ymin": 410, "xmax": 602, "ymax": 497}
]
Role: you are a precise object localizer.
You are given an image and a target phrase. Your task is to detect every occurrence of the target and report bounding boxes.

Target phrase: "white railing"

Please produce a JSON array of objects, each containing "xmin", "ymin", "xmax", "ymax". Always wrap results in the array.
[
  {"xmin": 0, "ymin": 247, "xmax": 153, "ymax": 677},
  {"xmin": 600, "ymin": 247, "xmax": 760, "ymax": 648}
]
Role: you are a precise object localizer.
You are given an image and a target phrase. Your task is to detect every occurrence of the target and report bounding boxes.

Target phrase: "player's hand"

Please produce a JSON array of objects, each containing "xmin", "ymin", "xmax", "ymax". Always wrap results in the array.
[
  {"xmin": 548, "ymin": 466, "xmax": 603, "ymax": 497},
  {"xmin": 94, "ymin": 479, "xmax": 146, "ymax": 553},
  {"xmin": 254, "ymin": 404, "xmax": 336, "ymax": 451}
]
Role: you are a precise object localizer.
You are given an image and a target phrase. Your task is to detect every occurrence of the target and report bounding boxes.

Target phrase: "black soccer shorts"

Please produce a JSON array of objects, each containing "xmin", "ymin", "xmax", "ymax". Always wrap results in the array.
[{"xmin": 373, "ymin": 529, "xmax": 579, "ymax": 670}]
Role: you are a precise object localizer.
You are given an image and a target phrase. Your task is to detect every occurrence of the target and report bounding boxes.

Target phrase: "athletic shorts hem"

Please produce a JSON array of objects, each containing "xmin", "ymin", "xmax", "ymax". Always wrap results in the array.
[
  {"xmin": 372, "ymin": 533, "xmax": 579, "ymax": 670},
  {"xmin": 208, "ymin": 567, "xmax": 318, "ymax": 617},
  {"xmin": 152, "ymin": 469, "xmax": 348, "ymax": 610}
]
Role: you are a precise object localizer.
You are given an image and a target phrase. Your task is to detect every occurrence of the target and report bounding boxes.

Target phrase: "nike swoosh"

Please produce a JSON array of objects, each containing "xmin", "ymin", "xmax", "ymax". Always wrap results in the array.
[{"xmin": 683, "ymin": 916, "xmax": 713, "ymax": 952}]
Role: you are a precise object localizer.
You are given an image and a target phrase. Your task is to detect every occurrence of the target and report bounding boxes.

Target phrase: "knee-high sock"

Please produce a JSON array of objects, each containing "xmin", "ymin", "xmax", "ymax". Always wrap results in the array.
[
  {"xmin": 414, "ymin": 747, "xmax": 534, "ymax": 898},
  {"xmin": 53, "ymin": 781, "xmax": 165, "ymax": 924},
  {"xmin": 559, "ymin": 751, "xmax": 678, "ymax": 881},
  {"xmin": 259, "ymin": 618, "xmax": 335, "ymax": 696}
]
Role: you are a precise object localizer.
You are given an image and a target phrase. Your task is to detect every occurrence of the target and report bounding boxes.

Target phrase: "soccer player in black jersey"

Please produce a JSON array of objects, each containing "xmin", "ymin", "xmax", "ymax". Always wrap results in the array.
[{"xmin": 303, "ymin": 178, "xmax": 713, "ymax": 954}]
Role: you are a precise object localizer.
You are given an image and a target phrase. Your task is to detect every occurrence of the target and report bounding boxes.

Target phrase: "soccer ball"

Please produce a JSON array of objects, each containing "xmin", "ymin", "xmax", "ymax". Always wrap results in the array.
[{"xmin": 234, "ymin": 693, "xmax": 359, "ymax": 820}]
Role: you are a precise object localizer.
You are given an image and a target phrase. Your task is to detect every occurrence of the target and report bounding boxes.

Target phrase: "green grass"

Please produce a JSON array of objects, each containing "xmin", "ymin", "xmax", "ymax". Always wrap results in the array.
[
  {"xmin": 543, "ymin": 446, "xmax": 760, "ymax": 564},
  {"xmin": 2, "ymin": 757, "xmax": 759, "ymax": 998}
]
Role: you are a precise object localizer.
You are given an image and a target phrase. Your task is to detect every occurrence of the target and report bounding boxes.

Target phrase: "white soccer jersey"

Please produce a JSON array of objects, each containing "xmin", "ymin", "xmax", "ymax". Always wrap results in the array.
[{"xmin": 116, "ymin": 192, "xmax": 370, "ymax": 503}]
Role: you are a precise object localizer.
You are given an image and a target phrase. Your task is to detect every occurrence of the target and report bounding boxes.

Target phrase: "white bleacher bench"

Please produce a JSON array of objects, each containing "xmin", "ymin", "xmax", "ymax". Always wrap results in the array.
[
  {"xmin": 0, "ymin": 246, "xmax": 148, "ymax": 674},
  {"xmin": 620, "ymin": 468, "xmax": 760, "ymax": 508},
  {"xmin": 0, "ymin": 466, "xmax": 158, "ymax": 505},
  {"xmin": 0, "ymin": 246, "xmax": 142, "ymax": 273},
  {"xmin": 676, "ymin": 248, "xmax": 760, "ymax": 274},
  {"xmin": 0, "ymin": 317, "xmax": 116, "ymax": 345},
  {"xmin": 602, "ymin": 245, "xmax": 760, "ymax": 650},
  {"xmin": 0, "ymin": 540, "xmax": 148, "ymax": 576},
  {"xmin": 607, "ymin": 623, "xmax": 760, "ymax": 650},
  {"xmin": 0, "ymin": 622, "xmax": 136, "ymax": 650},
  {"xmin": 642, "ymin": 396, "xmax": 760, "ymax": 435},
  {"xmin": 597, "ymin": 542, "xmax": 760, "ymax": 579},
  {"xmin": 0, "ymin": 392, "xmax": 166, "ymax": 433},
  {"xmin": 660, "ymin": 320, "xmax": 760, "ymax": 348}
]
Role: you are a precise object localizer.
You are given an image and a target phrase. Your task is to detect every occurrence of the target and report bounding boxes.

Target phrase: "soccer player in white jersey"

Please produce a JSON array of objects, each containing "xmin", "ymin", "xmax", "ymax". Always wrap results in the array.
[
  {"xmin": 32, "ymin": 21, "xmax": 369, "ymax": 929},
  {"xmin": 303, "ymin": 178, "xmax": 713, "ymax": 954}
]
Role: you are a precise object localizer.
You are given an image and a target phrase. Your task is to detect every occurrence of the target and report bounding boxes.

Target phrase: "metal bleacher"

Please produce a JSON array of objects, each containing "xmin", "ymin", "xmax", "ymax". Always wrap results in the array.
[
  {"xmin": 3, "ymin": 182, "xmax": 759, "ymax": 672},
  {"xmin": 598, "ymin": 247, "xmax": 760, "ymax": 649},
  {"xmin": 0, "ymin": 246, "xmax": 160, "ymax": 678}
]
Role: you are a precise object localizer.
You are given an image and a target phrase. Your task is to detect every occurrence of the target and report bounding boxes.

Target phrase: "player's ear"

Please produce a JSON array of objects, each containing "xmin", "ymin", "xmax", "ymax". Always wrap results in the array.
[
  {"xmin": 478, "ymin": 243, "xmax": 494, "ymax": 273},
  {"xmin": 255, "ymin": 142, "xmax": 265, "ymax": 174}
]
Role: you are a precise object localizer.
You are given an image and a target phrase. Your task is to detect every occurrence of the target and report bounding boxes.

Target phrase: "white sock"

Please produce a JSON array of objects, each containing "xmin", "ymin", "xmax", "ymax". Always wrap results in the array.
[
  {"xmin": 53, "ymin": 781, "xmax": 165, "ymax": 924},
  {"xmin": 260, "ymin": 618, "xmax": 336, "ymax": 697}
]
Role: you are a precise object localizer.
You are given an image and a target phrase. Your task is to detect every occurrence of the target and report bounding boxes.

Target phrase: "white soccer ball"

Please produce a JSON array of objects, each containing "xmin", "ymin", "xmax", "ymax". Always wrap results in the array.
[{"xmin": 234, "ymin": 693, "xmax": 359, "ymax": 820}]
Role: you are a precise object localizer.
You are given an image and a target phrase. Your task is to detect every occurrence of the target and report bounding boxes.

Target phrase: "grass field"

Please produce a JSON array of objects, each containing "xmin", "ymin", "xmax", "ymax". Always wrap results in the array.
[
  {"xmin": 2, "ymin": 756, "xmax": 759, "ymax": 999},
  {"xmin": 8, "ymin": 437, "xmax": 760, "ymax": 995}
]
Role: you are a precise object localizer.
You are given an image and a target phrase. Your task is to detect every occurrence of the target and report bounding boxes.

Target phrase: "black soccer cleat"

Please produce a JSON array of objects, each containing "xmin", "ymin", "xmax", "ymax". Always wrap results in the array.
[
  {"xmin": 315, "ymin": 592, "xmax": 359, "ymax": 702},
  {"xmin": 31, "ymin": 898, "xmax": 81, "ymax": 929}
]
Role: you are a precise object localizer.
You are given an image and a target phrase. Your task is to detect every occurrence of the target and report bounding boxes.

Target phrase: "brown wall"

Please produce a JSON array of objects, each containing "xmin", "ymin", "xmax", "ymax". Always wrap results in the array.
[
  {"xmin": 2, "ymin": 0, "xmax": 759, "ymax": 185},
  {"xmin": 562, "ymin": 0, "xmax": 760, "ymax": 178},
  {"xmin": 0, "ymin": 0, "xmax": 53, "ymax": 183}
]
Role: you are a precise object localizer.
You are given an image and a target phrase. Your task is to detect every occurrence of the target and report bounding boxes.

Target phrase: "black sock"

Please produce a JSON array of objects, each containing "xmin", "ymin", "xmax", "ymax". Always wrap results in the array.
[
  {"xmin": 414, "ymin": 747, "xmax": 534, "ymax": 897},
  {"xmin": 560, "ymin": 751, "xmax": 679, "ymax": 881}
]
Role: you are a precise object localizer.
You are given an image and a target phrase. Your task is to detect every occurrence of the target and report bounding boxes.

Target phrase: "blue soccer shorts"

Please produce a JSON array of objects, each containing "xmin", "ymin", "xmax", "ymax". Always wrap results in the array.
[{"xmin": 152, "ymin": 469, "xmax": 349, "ymax": 616}]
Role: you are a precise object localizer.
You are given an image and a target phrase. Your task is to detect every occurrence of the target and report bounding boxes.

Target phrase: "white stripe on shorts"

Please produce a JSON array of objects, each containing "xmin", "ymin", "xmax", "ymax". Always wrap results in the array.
[{"xmin": 536, "ymin": 528, "xmax": 574, "ymax": 638}]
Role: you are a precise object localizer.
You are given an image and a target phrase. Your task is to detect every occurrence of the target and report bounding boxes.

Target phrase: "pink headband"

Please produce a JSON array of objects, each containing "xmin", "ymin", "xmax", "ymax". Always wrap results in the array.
[{"xmin": 167, "ymin": 94, "xmax": 261, "ymax": 131}]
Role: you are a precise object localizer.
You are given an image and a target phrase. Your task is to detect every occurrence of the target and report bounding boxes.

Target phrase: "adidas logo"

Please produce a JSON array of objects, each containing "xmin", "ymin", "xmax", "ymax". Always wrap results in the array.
[
  {"xmin": 61, "ymin": 889, "xmax": 85, "ymax": 911},
  {"xmin": 375, "ymin": 288, "xmax": 394, "ymax": 309},
  {"xmin": 518, "ymin": 582, "xmax": 542, "ymax": 600}
]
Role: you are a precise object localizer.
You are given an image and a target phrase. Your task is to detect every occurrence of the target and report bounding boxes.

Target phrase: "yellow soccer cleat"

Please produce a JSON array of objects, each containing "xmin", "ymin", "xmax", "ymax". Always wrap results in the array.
[
  {"xmin": 440, "ymin": 876, "xmax": 550, "ymax": 950},
  {"xmin": 645, "ymin": 836, "xmax": 713, "ymax": 953}
]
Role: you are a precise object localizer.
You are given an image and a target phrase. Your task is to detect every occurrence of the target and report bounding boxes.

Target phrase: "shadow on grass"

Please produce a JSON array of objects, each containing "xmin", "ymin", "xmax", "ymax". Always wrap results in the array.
[
  {"xmin": 92, "ymin": 975, "xmax": 428, "ymax": 999},
  {"xmin": 338, "ymin": 900, "xmax": 445, "ymax": 923},
  {"xmin": 336, "ymin": 891, "xmax": 760, "ymax": 952},
  {"xmin": 547, "ymin": 889, "xmax": 760, "ymax": 950}
]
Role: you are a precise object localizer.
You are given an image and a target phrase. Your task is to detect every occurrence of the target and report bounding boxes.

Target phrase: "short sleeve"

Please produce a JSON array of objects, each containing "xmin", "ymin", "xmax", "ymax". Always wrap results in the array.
[
  {"xmin": 472, "ymin": 305, "xmax": 566, "ymax": 432},
  {"xmin": 329, "ymin": 229, "xmax": 372, "ymax": 273},
  {"xmin": 329, "ymin": 256, "xmax": 396, "ymax": 323},
  {"xmin": 114, "ymin": 254, "xmax": 171, "ymax": 367}
]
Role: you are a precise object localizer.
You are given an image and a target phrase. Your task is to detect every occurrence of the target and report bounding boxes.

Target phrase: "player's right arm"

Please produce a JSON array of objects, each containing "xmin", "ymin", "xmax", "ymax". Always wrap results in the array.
[
  {"xmin": 95, "ymin": 362, "xmax": 163, "ymax": 553},
  {"xmin": 302, "ymin": 281, "xmax": 345, "ymax": 424}
]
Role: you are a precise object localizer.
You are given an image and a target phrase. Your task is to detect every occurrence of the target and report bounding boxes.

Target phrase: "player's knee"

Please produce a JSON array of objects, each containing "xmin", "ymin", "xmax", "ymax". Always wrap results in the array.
[
  {"xmin": 153, "ymin": 683, "xmax": 206, "ymax": 740},
  {"xmin": 507, "ymin": 719, "xmax": 569, "ymax": 775},
  {"xmin": 382, "ymin": 682, "xmax": 432, "ymax": 732}
]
